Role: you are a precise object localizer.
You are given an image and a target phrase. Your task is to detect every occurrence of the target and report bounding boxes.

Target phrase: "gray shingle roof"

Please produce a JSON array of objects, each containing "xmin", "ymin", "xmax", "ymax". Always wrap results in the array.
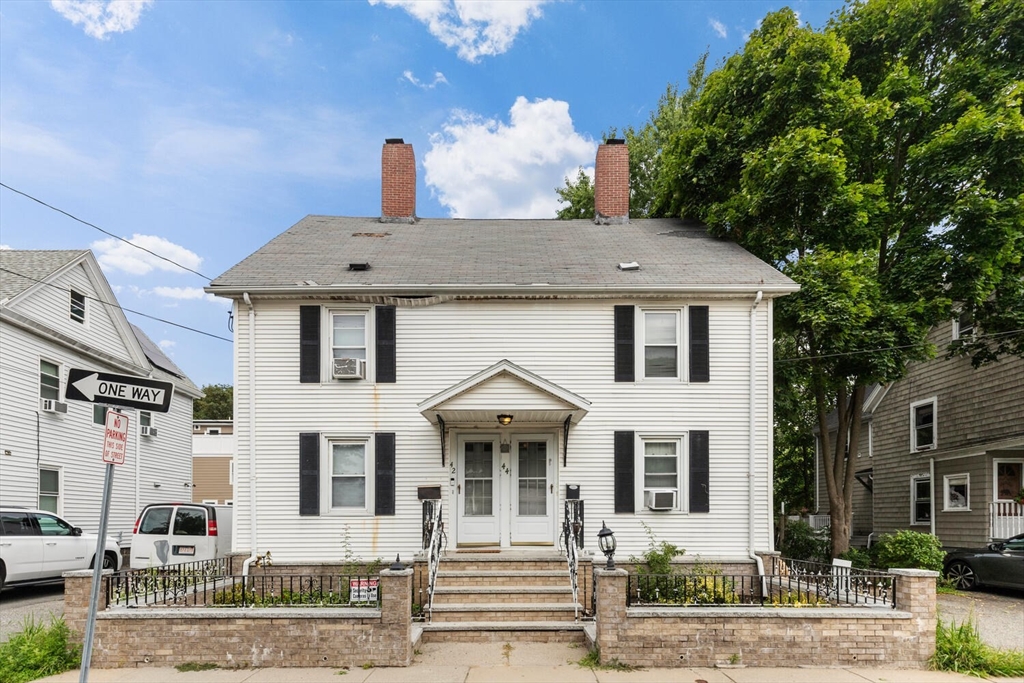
[
  {"xmin": 209, "ymin": 217, "xmax": 796, "ymax": 293},
  {"xmin": 0, "ymin": 250, "xmax": 87, "ymax": 301}
]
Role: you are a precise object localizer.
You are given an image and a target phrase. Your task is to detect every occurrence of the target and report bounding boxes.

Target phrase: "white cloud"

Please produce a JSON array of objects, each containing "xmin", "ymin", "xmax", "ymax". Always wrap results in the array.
[
  {"xmin": 0, "ymin": 245, "xmax": 11, "ymax": 250},
  {"xmin": 709, "ymin": 18, "xmax": 727, "ymax": 38},
  {"xmin": 423, "ymin": 96, "xmax": 596, "ymax": 218},
  {"xmin": 91, "ymin": 234, "xmax": 203, "ymax": 276},
  {"xmin": 157, "ymin": 339, "xmax": 176, "ymax": 351},
  {"xmin": 152, "ymin": 286, "xmax": 232, "ymax": 307},
  {"xmin": 403, "ymin": 70, "xmax": 449, "ymax": 89},
  {"xmin": 368, "ymin": 0, "xmax": 549, "ymax": 62},
  {"xmin": 50, "ymin": 0, "xmax": 154, "ymax": 40}
]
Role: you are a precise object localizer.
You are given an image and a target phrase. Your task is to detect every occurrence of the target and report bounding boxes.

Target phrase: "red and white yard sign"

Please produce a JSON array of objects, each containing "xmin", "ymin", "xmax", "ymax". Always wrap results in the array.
[{"xmin": 102, "ymin": 411, "xmax": 129, "ymax": 465}]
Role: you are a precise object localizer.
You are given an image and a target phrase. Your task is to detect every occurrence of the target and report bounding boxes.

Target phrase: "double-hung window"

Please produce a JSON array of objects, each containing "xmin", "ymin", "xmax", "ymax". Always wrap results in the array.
[
  {"xmin": 330, "ymin": 441, "xmax": 367, "ymax": 510},
  {"xmin": 331, "ymin": 312, "xmax": 368, "ymax": 363},
  {"xmin": 39, "ymin": 468, "xmax": 60, "ymax": 513},
  {"xmin": 953, "ymin": 310, "xmax": 974, "ymax": 340},
  {"xmin": 643, "ymin": 311, "xmax": 679, "ymax": 379},
  {"xmin": 643, "ymin": 438, "xmax": 681, "ymax": 508},
  {"xmin": 40, "ymin": 360, "xmax": 60, "ymax": 401},
  {"xmin": 614, "ymin": 305, "xmax": 708, "ymax": 383},
  {"xmin": 911, "ymin": 475, "xmax": 931, "ymax": 524},
  {"xmin": 299, "ymin": 305, "xmax": 396, "ymax": 384},
  {"xmin": 70, "ymin": 290, "xmax": 86, "ymax": 324},
  {"xmin": 910, "ymin": 398, "xmax": 937, "ymax": 451}
]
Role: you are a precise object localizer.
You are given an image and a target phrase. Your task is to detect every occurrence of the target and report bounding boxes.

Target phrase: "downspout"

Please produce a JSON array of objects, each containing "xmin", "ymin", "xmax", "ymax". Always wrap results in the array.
[
  {"xmin": 241, "ymin": 294, "xmax": 258, "ymax": 578},
  {"xmin": 929, "ymin": 457, "xmax": 936, "ymax": 537},
  {"xmin": 749, "ymin": 291, "xmax": 765, "ymax": 581}
]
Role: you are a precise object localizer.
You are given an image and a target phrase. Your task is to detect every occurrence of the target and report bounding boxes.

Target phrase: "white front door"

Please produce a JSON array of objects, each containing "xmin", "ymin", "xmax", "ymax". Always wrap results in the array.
[
  {"xmin": 510, "ymin": 435, "xmax": 555, "ymax": 545},
  {"xmin": 456, "ymin": 436, "xmax": 501, "ymax": 545}
]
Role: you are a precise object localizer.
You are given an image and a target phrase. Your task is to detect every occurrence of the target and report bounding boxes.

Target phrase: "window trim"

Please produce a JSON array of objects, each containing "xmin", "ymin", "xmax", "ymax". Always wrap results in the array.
[
  {"xmin": 39, "ymin": 467, "xmax": 61, "ymax": 515},
  {"xmin": 910, "ymin": 474, "xmax": 931, "ymax": 525},
  {"xmin": 325, "ymin": 307, "xmax": 374, "ymax": 382},
  {"xmin": 993, "ymin": 460, "xmax": 1024, "ymax": 502},
  {"xmin": 909, "ymin": 397, "xmax": 937, "ymax": 452},
  {"xmin": 635, "ymin": 433, "xmax": 687, "ymax": 513},
  {"xmin": 637, "ymin": 308, "xmax": 687, "ymax": 382},
  {"xmin": 70, "ymin": 290, "xmax": 87, "ymax": 324},
  {"xmin": 943, "ymin": 473, "xmax": 970, "ymax": 512},
  {"xmin": 321, "ymin": 434, "xmax": 374, "ymax": 516}
]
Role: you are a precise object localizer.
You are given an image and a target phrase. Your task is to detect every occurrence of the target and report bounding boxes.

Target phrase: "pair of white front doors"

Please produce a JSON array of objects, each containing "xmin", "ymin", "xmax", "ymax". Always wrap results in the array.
[{"xmin": 455, "ymin": 433, "xmax": 556, "ymax": 546}]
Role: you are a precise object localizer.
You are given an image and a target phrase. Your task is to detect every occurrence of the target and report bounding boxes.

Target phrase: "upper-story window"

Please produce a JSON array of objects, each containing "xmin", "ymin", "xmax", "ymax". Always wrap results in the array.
[
  {"xmin": 910, "ymin": 397, "xmax": 937, "ymax": 451},
  {"xmin": 953, "ymin": 309, "xmax": 974, "ymax": 340},
  {"xmin": 39, "ymin": 360, "xmax": 60, "ymax": 401},
  {"xmin": 331, "ymin": 312, "xmax": 368, "ymax": 362},
  {"xmin": 70, "ymin": 290, "xmax": 86, "ymax": 323},
  {"xmin": 299, "ymin": 305, "xmax": 395, "ymax": 384},
  {"xmin": 642, "ymin": 311, "xmax": 679, "ymax": 379}
]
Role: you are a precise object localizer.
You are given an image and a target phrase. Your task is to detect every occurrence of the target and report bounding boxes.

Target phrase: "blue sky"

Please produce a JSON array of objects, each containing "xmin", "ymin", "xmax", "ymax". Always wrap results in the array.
[{"xmin": 0, "ymin": 0, "xmax": 846, "ymax": 389}]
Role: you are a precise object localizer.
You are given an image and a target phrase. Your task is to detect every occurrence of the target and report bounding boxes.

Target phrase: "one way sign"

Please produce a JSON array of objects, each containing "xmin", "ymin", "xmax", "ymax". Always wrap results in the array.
[{"xmin": 65, "ymin": 368, "xmax": 175, "ymax": 413}]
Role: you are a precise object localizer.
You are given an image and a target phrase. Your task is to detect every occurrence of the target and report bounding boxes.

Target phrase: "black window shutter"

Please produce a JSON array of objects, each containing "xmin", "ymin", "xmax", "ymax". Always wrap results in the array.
[
  {"xmin": 299, "ymin": 305, "xmax": 321, "ymax": 383},
  {"xmin": 614, "ymin": 305, "xmax": 635, "ymax": 382},
  {"xmin": 614, "ymin": 430, "xmax": 635, "ymax": 513},
  {"xmin": 689, "ymin": 430, "xmax": 710, "ymax": 513},
  {"xmin": 689, "ymin": 306, "xmax": 709, "ymax": 382},
  {"xmin": 299, "ymin": 432, "xmax": 320, "ymax": 516},
  {"xmin": 375, "ymin": 306, "xmax": 396, "ymax": 383},
  {"xmin": 375, "ymin": 432, "xmax": 396, "ymax": 516}
]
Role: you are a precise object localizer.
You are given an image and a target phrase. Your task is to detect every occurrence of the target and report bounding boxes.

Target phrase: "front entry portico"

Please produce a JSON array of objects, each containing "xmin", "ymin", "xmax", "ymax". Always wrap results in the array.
[{"xmin": 418, "ymin": 359, "xmax": 591, "ymax": 549}]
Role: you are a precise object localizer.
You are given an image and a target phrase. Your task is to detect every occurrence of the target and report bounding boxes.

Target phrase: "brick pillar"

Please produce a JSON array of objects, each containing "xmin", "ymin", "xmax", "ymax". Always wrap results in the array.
[
  {"xmin": 890, "ymin": 568, "xmax": 939, "ymax": 664},
  {"xmin": 381, "ymin": 139, "xmax": 416, "ymax": 222},
  {"xmin": 63, "ymin": 569, "xmax": 110, "ymax": 644},
  {"xmin": 594, "ymin": 140, "xmax": 629, "ymax": 224},
  {"xmin": 594, "ymin": 567, "xmax": 628, "ymax": 663},
  {"xmin": 379, "ymin": 568, "xmax": 413, "ymax": 666},
  {"xmin": 225, "ymin": 551, "xmax": 250, "ymax": 575}
]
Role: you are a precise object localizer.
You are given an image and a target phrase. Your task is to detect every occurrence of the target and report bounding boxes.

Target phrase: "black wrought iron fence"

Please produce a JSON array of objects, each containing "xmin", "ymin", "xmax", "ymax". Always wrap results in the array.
[{"xmin": 109, "ymin": 571, "xmax": 382, "ymax": 608}]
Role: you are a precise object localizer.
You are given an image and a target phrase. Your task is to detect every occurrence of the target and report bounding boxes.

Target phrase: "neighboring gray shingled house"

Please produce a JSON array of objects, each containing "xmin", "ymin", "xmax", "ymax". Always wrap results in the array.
[
  {"xmin": 207, "ymin": 139, "xmax": 798, "ymax": 565},
  {"xmin": 0, "ymin": 249, "xmax": 202, "ymax": 546}
]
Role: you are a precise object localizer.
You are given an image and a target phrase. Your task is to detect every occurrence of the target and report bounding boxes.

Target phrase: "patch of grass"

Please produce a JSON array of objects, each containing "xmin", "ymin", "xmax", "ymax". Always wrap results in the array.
[
  {"xmin": 935, "ymin": 578, "xmax": 960, "ymax": 595},
  {"xmin": 931, "ymin": 617, "xmax": 1024, "ymax": 677},
  {"xmin": 335, "ymin": 669, "xmax": 348, "ymax": 675},
  {"xmin": 361, "ymin": 662, "xmax": 374, "ymax": 669},
  {"xmin": 502, "ymin": 642, "xmax": 514, "ymax": 664},
  {"xmin": 0, "ymin": 616, "xmax": 81, "ymax": 683},
  {"xmin": 175, "ymin": 662, "xmax": 220, "ymax": 672},
  {"xmin": 576, "ymin": 647, "xmax": 640, "ymax": 671},
  {"xmin": 728, "ymin": 653, "xmax": 741, "ymax": 665}
]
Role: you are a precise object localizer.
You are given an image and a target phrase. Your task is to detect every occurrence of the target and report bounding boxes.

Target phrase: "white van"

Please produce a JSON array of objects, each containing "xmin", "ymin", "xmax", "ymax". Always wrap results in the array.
[{"xmin": 130, "ymin": 503, "xmax": 233, "ymax": 569}]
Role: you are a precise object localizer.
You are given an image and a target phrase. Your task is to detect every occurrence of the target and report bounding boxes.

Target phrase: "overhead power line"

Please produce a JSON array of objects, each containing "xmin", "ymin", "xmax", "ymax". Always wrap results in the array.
[
  {"xmin": 774, "ymin": 328, "xmax": 1024, "ymax": 364},
  {"xmin": 0, "ymin": 182, "xmax": 213, "ymax": 281},
  {"xmin": 0, "ymin": 266, "xmax": 232, "ymax": 343}
]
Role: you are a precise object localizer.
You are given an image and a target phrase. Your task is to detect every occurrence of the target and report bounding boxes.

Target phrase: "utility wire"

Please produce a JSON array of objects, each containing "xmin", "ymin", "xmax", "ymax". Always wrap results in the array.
[
  {"xmin": 774, "ymin": 328, "xmax": 1024, "ymax": 364},
  {"xmin": 0, "ymin": 182, "xmax": 213, "ymax": 281},
  {"xmin": 0, "ymin": 266, "xmax": 232, "ymax": 343}
]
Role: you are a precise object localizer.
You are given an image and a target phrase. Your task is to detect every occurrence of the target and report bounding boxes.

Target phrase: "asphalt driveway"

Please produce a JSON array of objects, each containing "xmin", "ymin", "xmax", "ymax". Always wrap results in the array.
[{"xmin": 937, "ymin": 588, "xmax": 1024, "ymax": 651}]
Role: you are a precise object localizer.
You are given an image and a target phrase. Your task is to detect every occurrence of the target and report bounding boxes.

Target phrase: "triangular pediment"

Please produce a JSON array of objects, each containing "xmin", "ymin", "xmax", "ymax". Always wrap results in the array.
[{"xmin": 418, "ymin": 360, "xmax": 590, "ymax": 426}]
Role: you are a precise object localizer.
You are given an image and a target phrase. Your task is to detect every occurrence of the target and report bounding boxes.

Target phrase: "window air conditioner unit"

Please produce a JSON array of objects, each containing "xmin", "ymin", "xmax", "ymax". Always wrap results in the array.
[
  {"xmin": 332, "ymin": 357, "xmax": 366, "ymax": 380},
  {"xmin": 141, "ymin": 426, "xmax": 158, "ymax": 437},
  {"xmin": 644, "ymin": 489, "xmax": 676, "ymax": 511},
  {"xmin": 39, "ymin": 398, "xmax": 68, "ymax": 414}
]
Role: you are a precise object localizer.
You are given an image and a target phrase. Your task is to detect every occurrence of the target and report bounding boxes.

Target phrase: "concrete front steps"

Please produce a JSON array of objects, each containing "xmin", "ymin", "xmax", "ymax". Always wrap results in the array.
[{"xmin": 418, "ymin": 551, "xmax": 589, "ymax": 644}]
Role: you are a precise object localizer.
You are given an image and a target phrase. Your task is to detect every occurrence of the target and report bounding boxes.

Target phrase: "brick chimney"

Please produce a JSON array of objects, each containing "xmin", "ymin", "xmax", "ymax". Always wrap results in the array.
[
  {"xmin": 594, "ymin": 139, "xmax": 629, "ymax": 224},
  {"xmin": 381, "ymin": 138, "xmax": 416, "ymax": 223}
]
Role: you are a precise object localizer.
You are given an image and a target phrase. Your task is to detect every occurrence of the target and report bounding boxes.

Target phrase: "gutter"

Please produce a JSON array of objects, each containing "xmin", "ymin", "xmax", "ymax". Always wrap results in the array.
[
  {"xmin": 241, "ymin": 293, "xmax": 258, "ymax": 578},
  {"xmin": 749, "ymin": 291, "xmax": 766, "ymax": 584},
  {"xmin": 204, "ymin": 283, "xmax": 799, "ymax": 299}
]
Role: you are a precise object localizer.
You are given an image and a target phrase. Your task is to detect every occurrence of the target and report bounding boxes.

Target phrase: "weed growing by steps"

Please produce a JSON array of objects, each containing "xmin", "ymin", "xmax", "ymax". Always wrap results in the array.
[
  {"xmin": 931, "ymin": 617, "xmax": 1024, "ymax": 677},
  {"xmin": 0, "ymin": 616, "xmax": 80, "ymax": 683}
]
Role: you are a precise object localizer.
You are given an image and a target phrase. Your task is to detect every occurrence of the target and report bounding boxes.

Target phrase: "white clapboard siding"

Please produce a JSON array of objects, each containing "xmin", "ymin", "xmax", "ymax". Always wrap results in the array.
[{"xmin": 233, "ymin": 296, "xmax": 775, "ymax": 563}]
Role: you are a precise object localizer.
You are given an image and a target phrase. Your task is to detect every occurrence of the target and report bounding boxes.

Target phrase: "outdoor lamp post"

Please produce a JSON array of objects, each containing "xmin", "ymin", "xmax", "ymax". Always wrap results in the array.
[{"xmin": 597, "ymin": 521, "xmax": 616, "ymax": 570}]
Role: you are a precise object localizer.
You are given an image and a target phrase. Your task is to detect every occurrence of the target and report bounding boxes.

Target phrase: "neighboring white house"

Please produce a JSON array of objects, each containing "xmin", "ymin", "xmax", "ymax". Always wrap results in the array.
[
  {"xmin": 207, "ymin": 139, "xmax": 798, "ymax": 564},
  {"xmin": 0, "ymin": 249, "xmax": 202, "ymax": 546}
]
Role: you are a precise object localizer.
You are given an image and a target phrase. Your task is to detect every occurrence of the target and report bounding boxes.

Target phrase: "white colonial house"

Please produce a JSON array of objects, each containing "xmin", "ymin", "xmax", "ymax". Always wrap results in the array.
[
  {"xmin": 0, "ymin": 249, "xmax": 202, "ymax": 545},
  {"xmin": 207, "ymin": 140, "xmax": 798, "ymax": 566}
]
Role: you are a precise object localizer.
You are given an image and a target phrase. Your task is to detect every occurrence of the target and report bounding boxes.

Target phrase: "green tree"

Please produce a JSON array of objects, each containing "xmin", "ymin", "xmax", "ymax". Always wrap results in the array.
[
  {"xmin": 659, "ymin": 2, "xmax": 1023, "ymax": 556},
  {"xmin": 193, "ymin": 384, "xmax": 233, "ymax": 420},
  {"xmin": 556, "ymin": 54, "xmax": 707, "ymax": 220}
]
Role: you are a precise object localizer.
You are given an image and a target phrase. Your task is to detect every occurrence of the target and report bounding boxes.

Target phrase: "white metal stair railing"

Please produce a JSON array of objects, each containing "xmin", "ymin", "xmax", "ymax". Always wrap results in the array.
[
  {"xmin": 424, "ymin": 500, "xmax": 444, "ymax": 623},
  {"xmin": 561, "ymin": 499, "xmax": 584, "ymax": 621},
  {"xmin": 990, "ymin": 501, "xmax": 1024, "ymax": 540}
]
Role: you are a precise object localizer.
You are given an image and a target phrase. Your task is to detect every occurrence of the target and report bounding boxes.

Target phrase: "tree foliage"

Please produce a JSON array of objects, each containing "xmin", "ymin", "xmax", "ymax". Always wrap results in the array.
[
  {"xmin": 658, "ymin": 1, "xmax": 1023, "ymax": 555},
  {"xmin": 193, "ymin": 384, "xmax": 233, "ymax": 420}
]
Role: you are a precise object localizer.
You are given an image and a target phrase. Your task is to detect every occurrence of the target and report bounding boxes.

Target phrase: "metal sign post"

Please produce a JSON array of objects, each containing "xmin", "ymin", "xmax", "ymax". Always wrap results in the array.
[{"xmin": 80, "ymin": 409, "xmax": 128, "ymax": 683}]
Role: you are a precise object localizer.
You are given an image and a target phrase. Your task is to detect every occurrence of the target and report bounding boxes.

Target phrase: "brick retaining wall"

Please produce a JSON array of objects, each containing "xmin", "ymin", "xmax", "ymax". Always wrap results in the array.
[
  {"xmin": 594, "ymin": 567, "xmax": 938, "ymax": 668},
  {"xmin": 64, "ymin": 568, "xmax": 413, "ymax": 669}
]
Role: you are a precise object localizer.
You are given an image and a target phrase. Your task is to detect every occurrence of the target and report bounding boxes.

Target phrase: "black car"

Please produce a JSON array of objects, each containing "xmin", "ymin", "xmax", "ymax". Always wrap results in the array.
[{"xmin": 943, "ymin": 533, "xmax": 1024, "ymax": 591}]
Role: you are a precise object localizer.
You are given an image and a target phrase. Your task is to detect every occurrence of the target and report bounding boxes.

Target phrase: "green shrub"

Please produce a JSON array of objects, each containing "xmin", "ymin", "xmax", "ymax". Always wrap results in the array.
[
  {"xmin": 628, "ymin": 522, "xmax": 683, "ymax": 576},
  {"xmin": 873, "ymin": 530, "xmax": 944, "ymax": 571},
  {"xmin": 932, "ymin": 617, "xmax": 1024, "ymax": 677},
  {"xmin": 0, "ymin": 617, "xmax": 81, "ymax": 683},
  {"xmin": 838, "ymin": 547, "xmax": 871, "ymax": 569},
  {"xmin": 779, "ymin": 520, "xmax": 829, "ymax": 563}
]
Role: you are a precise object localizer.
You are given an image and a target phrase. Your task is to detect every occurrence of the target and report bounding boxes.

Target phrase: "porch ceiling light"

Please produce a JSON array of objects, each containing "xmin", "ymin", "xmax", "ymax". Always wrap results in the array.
[
  {"xmin": 497, "ymin": 414, "xmax": 513, "ymax": 426},
  {"xmin": 597, "ymin": 521, "xmax": 617, "ymax": 570}
]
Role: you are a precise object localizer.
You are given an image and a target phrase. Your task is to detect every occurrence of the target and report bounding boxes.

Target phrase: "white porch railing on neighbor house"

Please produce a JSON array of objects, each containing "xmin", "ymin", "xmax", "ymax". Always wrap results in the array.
[
  {"xmin": 990, "ymin": 501, "xmax": 1024, "ymax": 541},
  {"xmin": 808, "ymin": 514, "xmax": 831, "ymax": 530}
]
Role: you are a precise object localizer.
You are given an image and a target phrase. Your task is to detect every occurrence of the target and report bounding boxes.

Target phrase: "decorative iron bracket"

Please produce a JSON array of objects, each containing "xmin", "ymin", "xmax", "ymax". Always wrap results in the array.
[
  {"xmin": 437, "ymin": 414, "xmax": 446, "ymax": 467},
  {"xmin": 563, "ymin": 415, "xmax": 571, "ymax": 466}
]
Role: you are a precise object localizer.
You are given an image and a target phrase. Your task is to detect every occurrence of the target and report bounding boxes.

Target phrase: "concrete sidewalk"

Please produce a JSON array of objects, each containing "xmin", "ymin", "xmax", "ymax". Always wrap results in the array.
[{"xmin": 35, "ymin": 642, "xmax": 1023, "ymax": 683}]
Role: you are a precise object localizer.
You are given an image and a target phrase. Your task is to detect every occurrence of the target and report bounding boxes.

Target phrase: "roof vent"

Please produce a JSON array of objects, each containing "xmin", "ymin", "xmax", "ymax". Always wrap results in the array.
[
  {"xmin": 618, "ymin": 262, "xmax": 640, "ymax": 271},
  {"xmin": 348, "ymin": 263, "xmax": 370, "ymax": 271}
]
